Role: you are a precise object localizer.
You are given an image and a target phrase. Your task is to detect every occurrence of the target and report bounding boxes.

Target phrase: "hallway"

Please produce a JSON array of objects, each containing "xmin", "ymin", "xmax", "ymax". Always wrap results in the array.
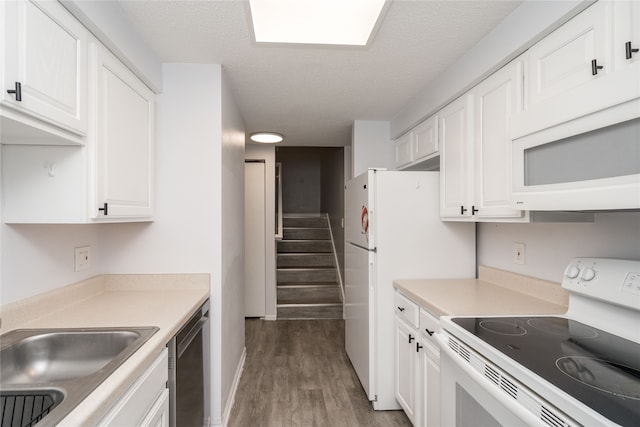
[{"xmin": 228, "ymin": 319, "xmax": 411, "ymax": 426}]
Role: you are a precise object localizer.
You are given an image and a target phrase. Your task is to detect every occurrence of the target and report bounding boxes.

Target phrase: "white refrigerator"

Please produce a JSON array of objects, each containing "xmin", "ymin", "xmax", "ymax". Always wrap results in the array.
[{"xmin": 344, "ymin": 169, "xmax": 475, "ymax": 410}]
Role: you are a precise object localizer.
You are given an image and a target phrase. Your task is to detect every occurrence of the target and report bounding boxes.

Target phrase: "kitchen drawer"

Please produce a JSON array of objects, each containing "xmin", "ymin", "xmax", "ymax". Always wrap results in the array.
[
  {"xmin": 420, "ymin": 308, "xmax": 440, "ymax": 353},
  {"xmin": 395, "ymin": 292, "xmax": 419, "ymax": 328}
]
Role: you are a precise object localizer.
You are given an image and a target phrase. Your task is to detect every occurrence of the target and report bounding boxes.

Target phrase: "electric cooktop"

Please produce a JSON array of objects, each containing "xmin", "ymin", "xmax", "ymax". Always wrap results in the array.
[{"xmin": 452, "ymin": 316, "xmax": 640, "ymax": 426}]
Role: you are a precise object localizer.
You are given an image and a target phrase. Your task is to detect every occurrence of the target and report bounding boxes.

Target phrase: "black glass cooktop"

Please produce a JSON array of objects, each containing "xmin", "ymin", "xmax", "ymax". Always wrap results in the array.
[{"xmin": 452, "ymin": 316, "xmax": 640, "ymax": 426}]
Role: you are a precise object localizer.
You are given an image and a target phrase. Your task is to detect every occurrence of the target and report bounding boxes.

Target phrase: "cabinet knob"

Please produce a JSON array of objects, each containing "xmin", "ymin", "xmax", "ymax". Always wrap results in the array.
[
  {"xmin": 471, "ymin": 205, "xmax": 479, "ymax": 215},
  {"xmin": 425, "ymin": 328, "xmax": 434, "ymax": 336},
  {"xmin": 416, "ymin": 342, "xmax": 423, "ymax": 353},
  {"xmin": 591, "ymin": 59, "xmax": 603, "ymax": 76},
  {"xmin": 408, "ymin": 334, "xmax": 415, "ymax": 344},
  {"xmin": 98, "ymin": 202, "xmax": 109, "ymax": 216},
  {"xmin": 460, "ymin": 206, "xmax": 468, "ymax": 215},
  {"xmin": 626, "ymin": 41, "xmax": 639, "ymax": 60},
  {"xmin": 6, "ymin": 81, "xmax": 21, "ymax": 101},
  {"xmin": 397, "ymin": 306, "xmax": 405, "ymax": 312}
]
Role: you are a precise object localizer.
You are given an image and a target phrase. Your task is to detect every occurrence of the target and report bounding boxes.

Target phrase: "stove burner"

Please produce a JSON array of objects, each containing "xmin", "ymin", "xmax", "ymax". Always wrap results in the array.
[
  {"xmin": 527, "ymin": 317, "xmax": 598, "ymax": 339},
  {"xmin": 479, "ymin": 320, "xmax": 527, "ymax": 336},
  {"xmin": 556, "ymin": 356, "xmax": 640, "ymax": 401}
]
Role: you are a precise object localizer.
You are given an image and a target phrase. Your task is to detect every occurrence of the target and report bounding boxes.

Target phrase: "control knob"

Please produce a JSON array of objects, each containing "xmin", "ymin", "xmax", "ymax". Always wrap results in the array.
[
  {"xmin": 564, "ymin": 265, "xmax": 581, "ymax": 279},
  {"xmin": 579, "ymin": 267, "xmax": 596, "ymax": 281}
]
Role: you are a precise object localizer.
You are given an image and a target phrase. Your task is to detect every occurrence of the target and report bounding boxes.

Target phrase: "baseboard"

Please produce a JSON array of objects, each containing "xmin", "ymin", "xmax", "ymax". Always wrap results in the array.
[
  {"xmin": 264, "ymin": 314, "xmax": 277, "ymax": 321},
  {"xmin": 218, "ymin": 347, "xmax": 247, "ymax": 427}
]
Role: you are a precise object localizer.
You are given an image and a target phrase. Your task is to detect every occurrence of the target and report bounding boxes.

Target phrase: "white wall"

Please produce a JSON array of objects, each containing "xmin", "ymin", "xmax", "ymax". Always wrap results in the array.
[
  {"xmin": 220, "ymin": 69, "xmax": 246, "ymax": 423},
  {"xmin": 478, "ymin": 212, "xmax": 640, "ymax": 282},
  {"xmin": 351, "ymin": 120, "xmax": 394, "ymax": 178},
  {"xmin": 244, "ymin": 144, "xmax": 277, "ymax": 320}
]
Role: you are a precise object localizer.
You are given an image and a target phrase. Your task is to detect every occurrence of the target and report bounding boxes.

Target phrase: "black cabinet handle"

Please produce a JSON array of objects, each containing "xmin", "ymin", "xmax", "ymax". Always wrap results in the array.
[
  {"xmin": 408, "ymin": 334, "xmax": 415, "ymax": 344},
  {"xmin": 471, "ymin": 206, "xmax": 479, "ymax": 215},
  {"xmin": 6, "ymin": 81, "xmax": 21, "ymax": 101},
  {"xmin": 626, "ymin": 41, "xmax": 639, "ymax": 59},
  {"xmin": 460, "ymin": 206, "xmax": 468, "ymax": 215},
  {"xmin": 98, "ymin": 202, "xmax": 108, "ymax": 216},
  {"xmin": 397, "ymin": 306, "xmax": 405, "ymax": 312},
  {"xmin": 416, "ymin": 342, "xmax": 423, "ymax": 353},
  {"xmin": 591, "ymin": 59, "xmax": 603, "ymax": 75},
  {"xmin": 425, "ymin": 328, "xmax": 434, "ymax": 336}
]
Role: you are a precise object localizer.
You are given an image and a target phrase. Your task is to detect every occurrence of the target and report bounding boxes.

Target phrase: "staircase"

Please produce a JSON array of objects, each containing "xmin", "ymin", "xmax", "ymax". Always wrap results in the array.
[{"xmin": 276, "ymin": 215, "xmax": 343, "ymax": 319}]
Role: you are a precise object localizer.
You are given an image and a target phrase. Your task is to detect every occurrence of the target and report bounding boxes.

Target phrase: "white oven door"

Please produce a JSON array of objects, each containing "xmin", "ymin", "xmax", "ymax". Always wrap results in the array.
[{"xmin": 436, "ymin": 333, "xmax": 575, "ymax": 427}]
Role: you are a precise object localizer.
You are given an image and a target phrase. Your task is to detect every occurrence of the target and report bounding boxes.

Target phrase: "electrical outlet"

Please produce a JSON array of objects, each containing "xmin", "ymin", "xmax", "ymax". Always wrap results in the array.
[
  {"xmin": 513, "ymin": 243, "xmax": 525, "ymax": 265},
  {"xmin": 75, "ymin": 246, "xmax": 91, "ymax": 271}
]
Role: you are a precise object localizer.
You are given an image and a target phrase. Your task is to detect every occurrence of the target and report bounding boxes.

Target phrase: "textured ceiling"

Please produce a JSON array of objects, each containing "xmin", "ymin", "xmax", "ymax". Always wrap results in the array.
[{"xmin": 117, "ymin": 0, "xmax": 522, "ymax": 147}]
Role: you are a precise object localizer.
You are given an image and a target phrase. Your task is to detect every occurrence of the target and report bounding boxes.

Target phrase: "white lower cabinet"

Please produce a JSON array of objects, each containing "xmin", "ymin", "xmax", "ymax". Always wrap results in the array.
[
  {"xmin": 98, "ymin": 348, "xmax": 169, "ymax": 427},
  {"xmin": 395, "ymin": 291, "xmax": 440, "ymax": 426}
]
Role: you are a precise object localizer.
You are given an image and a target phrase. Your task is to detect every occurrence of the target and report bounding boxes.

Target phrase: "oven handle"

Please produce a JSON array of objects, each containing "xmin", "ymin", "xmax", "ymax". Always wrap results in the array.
[{"xmin": 434, "ymin": 333, "xmax": 550, "ymax": 427}]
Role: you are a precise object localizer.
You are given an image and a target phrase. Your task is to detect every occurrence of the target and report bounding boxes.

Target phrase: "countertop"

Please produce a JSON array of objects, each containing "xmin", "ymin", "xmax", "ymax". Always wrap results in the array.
[
  {"xmin": 0, "ymin": 274, "xmax": 209, "ymax": 426},
  {"xmin": 394, "ymin": 265, "xmax": 568, "ymax": 317}
]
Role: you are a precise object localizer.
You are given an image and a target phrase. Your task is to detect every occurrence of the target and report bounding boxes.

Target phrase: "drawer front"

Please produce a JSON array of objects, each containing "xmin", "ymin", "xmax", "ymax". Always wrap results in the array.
[
  {"xmin": 395, "ymin": 292, "xmax": 419, "ymax": 328},
  {"xmin": 420, "ymin": 308, "xmax": 440, "ymax": 345}
]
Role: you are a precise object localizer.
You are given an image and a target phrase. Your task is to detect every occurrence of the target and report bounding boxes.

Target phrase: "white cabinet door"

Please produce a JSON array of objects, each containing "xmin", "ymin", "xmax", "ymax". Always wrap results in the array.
[
  {"xmin": 1, "ymin": 0, "xmax": 88, "ymax": 135},
  {"xmin": 473, "ymin": 59, "xmax": 525, "ymax": 219},
  {"xmin": 439, "ymin": 94, "xmax": 474, "ymax": 219},
  {"xmin": 420, "ymin": 341, "xmax": 440, "ymax": 427},
  {"xmin": 413, "ymin": 114, "xmax": 438, "ymax": 162},
  {"xmin": 140, "ymin": 388, "xmax": 170, "ymax": 427},
  {"xmin": 93, "ymin": 43, "xmax": 154, "ymax": 219},
  {"xmin": 395, "ymin": 316, "xmax": 418, "ymax": 424},
  {"xmin": 394, "ymin": 131, "xmax": 414, "ymax": 168},
  {"xmin": 613, "ymin": 1, "xmax": 640, "ymax": 68},
  {"xmin": 528, "ymin": 1, "xmax": 609, "ymax": 108}
]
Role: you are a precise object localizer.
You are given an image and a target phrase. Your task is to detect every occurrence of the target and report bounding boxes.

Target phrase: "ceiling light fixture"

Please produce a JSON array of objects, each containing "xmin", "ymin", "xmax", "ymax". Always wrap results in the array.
[
  {"xmin": 249, "ymin": 0, "xmax": 387, "ymax": 46},
  {"xmin": 250, "ymin": 132, "xmax": 284, "ymax": 144}
]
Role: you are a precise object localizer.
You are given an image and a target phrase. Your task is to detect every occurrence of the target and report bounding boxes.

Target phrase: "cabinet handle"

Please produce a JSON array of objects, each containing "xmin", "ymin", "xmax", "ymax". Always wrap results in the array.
[
  {"xmin": 408, "ymin": 334, "xmax": 415, "ymax": 344},
  {"xmin": 626, "ymin": 41, "xmax": 639, "ymax": 60},
  {"xmin": 460, "ymin": 206, "xmax": 468, "ymax": 215},
  {"xmin": 416, "ymin": 342, "xmax": 423, "ymax": 353},
  {"xmin": 471, "ymin": 206, "xmax": 479, "ymax": 215},
  {"xmin": 397, "ymin": 306, "xmax": 405, "ymax": 312},
  {"xmin": 98, "ymin": 202, "xmax": 109, "ymax": 216},
  {"xmin": 6, "ymin": 81, "xmax": 21, "ymax": 101},
  {"xmin": 591, "ymin": 59, "xmax": 603, "ymax": 75},
  {"xmin": 425, "ymin": 328, "xmax": 434, "ymax": 336}
]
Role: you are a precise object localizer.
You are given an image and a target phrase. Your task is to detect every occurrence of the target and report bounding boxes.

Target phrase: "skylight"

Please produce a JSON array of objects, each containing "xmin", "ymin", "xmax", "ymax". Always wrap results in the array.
[{"xmin": 249, "ymin": 0, "xmax": 387, "ymax": 46}]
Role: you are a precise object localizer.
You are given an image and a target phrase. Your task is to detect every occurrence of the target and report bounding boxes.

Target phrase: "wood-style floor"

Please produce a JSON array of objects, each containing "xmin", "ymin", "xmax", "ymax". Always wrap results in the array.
[{"xmin": 228, "ymin": 319, "xmax": 411, "ymax": 427}]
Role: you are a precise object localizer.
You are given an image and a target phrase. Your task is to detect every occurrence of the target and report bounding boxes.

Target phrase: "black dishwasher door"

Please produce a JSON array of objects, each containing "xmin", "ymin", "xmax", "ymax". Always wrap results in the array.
[{"xmin": 168, "ymin": 300, "xmax": 209, "ymax": 427}]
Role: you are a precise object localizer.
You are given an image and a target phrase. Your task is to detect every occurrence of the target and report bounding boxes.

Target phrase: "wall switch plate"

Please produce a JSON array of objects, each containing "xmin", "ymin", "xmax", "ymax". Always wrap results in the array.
[
  {"xmin": 75, "ymin": 246, "xmax": 91, "ymax": 271},
  {"xmin": 513, "ymin": 242, "xmax": 525, "ymax": 265}
]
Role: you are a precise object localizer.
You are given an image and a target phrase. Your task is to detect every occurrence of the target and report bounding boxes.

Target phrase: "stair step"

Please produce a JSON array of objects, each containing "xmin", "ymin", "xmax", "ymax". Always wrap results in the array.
[
  {"xmin": 277, "ymin": 240, "xmax": 332, "ymax": 253},
  {"xmin": 277, "ymin": 253, "xmax": 334, "ymax": 268},
  {"xmin": 277, "ymin": 268, "xmax": 337, "ymax": 284},
  {"xmin": 283, "ymin": 228, "xmax": 330, "ymax": 240},
  {"xmin": 277, "ymin": 284, "xmax": 341, "ymax": 304},
  {"xmin": 283, "ymin": 217, "xmax": 327, "ymax": 228},
  {"xmin": 277, "ymin": 303, "xmax": 343, "ymax": 320}
]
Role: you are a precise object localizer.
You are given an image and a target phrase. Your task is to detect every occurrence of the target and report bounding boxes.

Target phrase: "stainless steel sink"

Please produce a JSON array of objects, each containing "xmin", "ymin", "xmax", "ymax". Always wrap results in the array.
[{"xmin": 0, "ymin": 327, "xmax": 158, "ymax": 427}]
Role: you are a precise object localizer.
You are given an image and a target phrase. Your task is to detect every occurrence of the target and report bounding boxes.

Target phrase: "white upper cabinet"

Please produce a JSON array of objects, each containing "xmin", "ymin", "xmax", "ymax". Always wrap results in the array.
[
  {"xmin": 440, "ymin": 57, "xmax": 528, "ymax": 221},
  {"xmin": 1, "ymin": 0, "xmax": 88, "ymax": 140},
  {"xmin": 472, "ymin": 59, "xmax": 525, "ymax": 219},
  {"xmin": 439, "ymin": 94, "xmax": 474, "ymax": 219},
  {"xmin": 92, "ymin": 43, "xmax": 154, "ymax": 220},
  {"xmin": 513, "ymin": 1, "xmax": 640, "ymax": 139},
  {"xmin": 394, "ymin": 114, "xmax": 439, "ymax": 170}
]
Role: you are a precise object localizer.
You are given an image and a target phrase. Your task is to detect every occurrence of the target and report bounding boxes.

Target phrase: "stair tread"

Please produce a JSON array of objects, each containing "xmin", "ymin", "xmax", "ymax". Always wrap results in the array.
[
  {"xmin": 277, "ymin": 302, "xmax": 343, "ymax": 307},
  {"xmin": 277, "ymin": 283, "xmax": 339, "ymax": 288}
]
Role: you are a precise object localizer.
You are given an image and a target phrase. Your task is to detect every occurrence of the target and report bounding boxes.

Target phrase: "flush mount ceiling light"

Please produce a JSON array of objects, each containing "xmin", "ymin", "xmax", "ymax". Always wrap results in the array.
[
  {"xmin": 249, "ymin": 0, "xmax": 387, "ymax": 46},
  {"xmin": 250, "ymin": 132, "xmax": 284, "ymax": 143}
]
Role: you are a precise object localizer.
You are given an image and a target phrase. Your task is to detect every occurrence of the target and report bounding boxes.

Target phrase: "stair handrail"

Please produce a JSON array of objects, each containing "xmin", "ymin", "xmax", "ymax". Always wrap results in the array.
[{"xmin": 275, "ymin": 162, "xmax": 283, "ymax": 240}]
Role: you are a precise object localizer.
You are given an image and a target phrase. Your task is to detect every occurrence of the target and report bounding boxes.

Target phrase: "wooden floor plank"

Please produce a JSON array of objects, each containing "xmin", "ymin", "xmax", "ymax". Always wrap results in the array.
[{"xmin": 228, "ymin": 319, "xmax": 411, "ymax": 427}]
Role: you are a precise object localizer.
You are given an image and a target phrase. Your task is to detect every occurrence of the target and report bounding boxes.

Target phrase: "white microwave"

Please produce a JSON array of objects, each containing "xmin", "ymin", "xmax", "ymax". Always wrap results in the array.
[{"xmin": 512, "ymin": 105, "xmax": 640, "ymax": 211}]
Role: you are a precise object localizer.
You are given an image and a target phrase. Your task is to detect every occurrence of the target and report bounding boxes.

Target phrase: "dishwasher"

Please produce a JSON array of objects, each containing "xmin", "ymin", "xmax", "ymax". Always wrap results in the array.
[{"xmin": 168, "ymin": 300, "xmax": 210, "ymax": 427}]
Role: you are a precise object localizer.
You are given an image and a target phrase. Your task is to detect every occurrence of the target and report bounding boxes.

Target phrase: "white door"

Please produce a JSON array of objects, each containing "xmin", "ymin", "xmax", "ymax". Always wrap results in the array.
[{"xmin": 244, "ymin": 161, "xmax": 266, "ymax": 317}]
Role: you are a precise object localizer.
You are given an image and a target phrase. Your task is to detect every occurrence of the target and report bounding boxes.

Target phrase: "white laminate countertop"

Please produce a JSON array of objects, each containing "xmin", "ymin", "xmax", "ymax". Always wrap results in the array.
[
  {"xmin": 0, "ymin": 274, "xmax": 210, "ymax": 426},
  {"xmin": 394, "ymin": 265, "xmax": 568, "ymax": 317}
]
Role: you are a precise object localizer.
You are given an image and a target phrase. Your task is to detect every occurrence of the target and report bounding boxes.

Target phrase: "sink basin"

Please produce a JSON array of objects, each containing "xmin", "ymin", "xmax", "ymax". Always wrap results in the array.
[
  {"xmin": 0, "ymin": 327, "xmax": 158, "ymax": 427},
  {"xmin": 1, "ymin": 330, "xmax": 141, "ymax": 383}
]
